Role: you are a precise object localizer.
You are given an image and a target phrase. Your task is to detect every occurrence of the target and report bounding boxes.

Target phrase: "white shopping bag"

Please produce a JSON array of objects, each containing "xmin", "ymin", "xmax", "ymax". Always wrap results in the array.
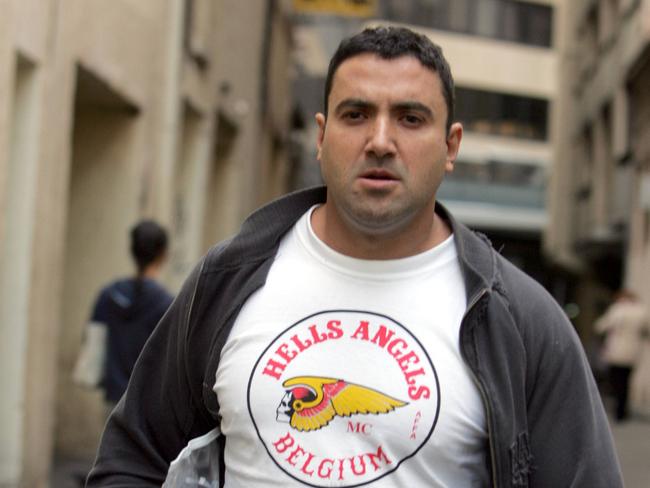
[
  {"xmin": 163, "ymin": 427, "xmax": 221, "ymax": 487},
  {"xmin": 72, "ymin": 321, "xmax": 107, "ymax": 388}
]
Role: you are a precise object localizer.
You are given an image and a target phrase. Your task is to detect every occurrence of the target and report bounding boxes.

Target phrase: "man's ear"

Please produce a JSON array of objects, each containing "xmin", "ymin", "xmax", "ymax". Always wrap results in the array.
[
  {"xmin": 315, "ymin": 113, "xmax": 326, "ymax": 161},
  {"xmin": 445, "ymin": 122, "xmax": 463, "ymax": 173}
]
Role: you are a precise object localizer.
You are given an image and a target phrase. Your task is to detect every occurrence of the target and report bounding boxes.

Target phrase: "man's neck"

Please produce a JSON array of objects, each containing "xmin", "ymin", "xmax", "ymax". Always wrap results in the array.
[{"xmin": 310, "ymin": 204, "xmax": 451, "ymax": 260}]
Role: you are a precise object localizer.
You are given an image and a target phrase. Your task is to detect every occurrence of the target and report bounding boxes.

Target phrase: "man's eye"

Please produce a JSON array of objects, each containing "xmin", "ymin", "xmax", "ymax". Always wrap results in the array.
[
  {"xmin": 402, "ymin": 114, "xmax": 423, "ymax": 126},
  {"xmin": 343, "ymin": 111, "xmax": 365, "ymax": 121}
]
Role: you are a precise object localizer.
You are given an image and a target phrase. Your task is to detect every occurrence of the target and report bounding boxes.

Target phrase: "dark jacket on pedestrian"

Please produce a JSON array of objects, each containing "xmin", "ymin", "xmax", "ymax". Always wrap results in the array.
[
  {"xmin": 92, "ymin": 277, "xmax": 173, "ymax": 403},
  {"xmin": 87, "ymin": 186, "xmax": 623, "ymax": 487}
]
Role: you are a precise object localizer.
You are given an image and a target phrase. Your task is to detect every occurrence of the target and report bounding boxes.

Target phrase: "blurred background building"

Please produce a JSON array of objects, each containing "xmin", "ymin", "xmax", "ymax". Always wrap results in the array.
[
  {"xmin": 547, "ymin": 0, "xmax": 650, "ymax": 340},
  {"xmin": 0, "ymin": 0, "xmax": 294, "ymax": 486},
  {"xmin": 1, "ymin": 0, "xmax": 649, "ymax": 486}
]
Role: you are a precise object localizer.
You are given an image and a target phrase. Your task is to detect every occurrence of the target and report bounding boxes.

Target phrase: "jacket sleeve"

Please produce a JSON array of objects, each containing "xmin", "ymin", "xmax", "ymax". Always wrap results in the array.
[
  {"xmin": 517, "ymin": 280, "xmax": 624, "ymax": 487},
  {"xmin": 87, "ymin": 258, "xmax": 213, "ymax": 487}
]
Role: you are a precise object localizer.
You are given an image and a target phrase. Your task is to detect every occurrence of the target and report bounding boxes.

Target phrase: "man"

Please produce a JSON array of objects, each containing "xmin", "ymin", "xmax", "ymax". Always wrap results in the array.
[{"xmin": 87, "ymin": 27, "xmax": 622, "ymax": 487}]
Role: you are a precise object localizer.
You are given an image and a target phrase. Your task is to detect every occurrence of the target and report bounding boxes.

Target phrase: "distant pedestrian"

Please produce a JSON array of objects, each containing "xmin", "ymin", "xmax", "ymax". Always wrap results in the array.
[
  {"xmin": 74, "ymin": 220, "xmax": 173, "ymax": 411},
  {"xmin": 596, "ymin": 290, "xmax": 650, "ymax": 421}
]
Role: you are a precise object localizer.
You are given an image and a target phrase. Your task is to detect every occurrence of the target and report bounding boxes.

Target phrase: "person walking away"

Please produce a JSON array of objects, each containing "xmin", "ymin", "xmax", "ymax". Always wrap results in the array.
[
  {"xmin": 596, "ymin": 290, "xmax": 650, "ymax": 421},
  {"xmin": 76, "ymin": 220, "xmax": 173, "ymax": 412}
]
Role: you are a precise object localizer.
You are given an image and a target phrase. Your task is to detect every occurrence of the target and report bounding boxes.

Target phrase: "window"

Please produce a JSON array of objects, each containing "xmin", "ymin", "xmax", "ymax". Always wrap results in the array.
[
  {"xmin": 449, "ymin": 160, "xmax": 544, "ymax": 187},
  {"xmin": 379, "ymin": 0, "xmax": 553, "ymax": 47},
  {"xmin": 439, "ymin": 159, "xmax": 546, "ymax": 209},
  {"xmin": 455, "ymin": 87, "xmax": 549, "ymax": 140}
]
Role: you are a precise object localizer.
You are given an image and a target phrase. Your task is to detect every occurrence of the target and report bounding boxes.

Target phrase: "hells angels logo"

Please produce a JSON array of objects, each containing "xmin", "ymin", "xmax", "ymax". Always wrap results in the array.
[
  {"xmin": 277, "ymin": 376, "xmax": 407, "ymax": 432},
  {"xmin": 248, "ymin": 310, "xmax": 440, "ymax": 487}
]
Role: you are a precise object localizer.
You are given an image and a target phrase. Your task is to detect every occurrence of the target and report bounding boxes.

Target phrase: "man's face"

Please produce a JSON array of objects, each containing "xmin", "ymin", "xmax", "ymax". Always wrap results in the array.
[{"xmin": 316, "ymin": 53, "xmax": 462, "ymax": 237}]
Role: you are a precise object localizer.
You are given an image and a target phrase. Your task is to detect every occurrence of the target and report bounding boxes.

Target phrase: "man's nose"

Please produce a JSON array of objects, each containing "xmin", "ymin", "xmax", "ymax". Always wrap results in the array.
[{"xmin": 364, "ymin": 117, "xmax": 396, "ymax": 159}]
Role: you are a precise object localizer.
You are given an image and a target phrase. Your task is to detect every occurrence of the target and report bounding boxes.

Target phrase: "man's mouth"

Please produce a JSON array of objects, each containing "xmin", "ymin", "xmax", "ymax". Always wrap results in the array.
[{"xmin": 359, "ymin": 169, "xmax": 399, "ymax": 181}]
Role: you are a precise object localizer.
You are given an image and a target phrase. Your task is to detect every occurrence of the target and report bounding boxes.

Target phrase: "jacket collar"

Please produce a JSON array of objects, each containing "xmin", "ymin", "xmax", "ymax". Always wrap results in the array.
[
  {"xmin": 218, "ymin": 185, "xmax": 495, "ymax": 300},
  {"xmin": 434, "ymin": 202, "xmax": 496, "ymax": 301},
  {"xmin": 214, "ymin": 186, "xmax": 327, "ymax": 267}
]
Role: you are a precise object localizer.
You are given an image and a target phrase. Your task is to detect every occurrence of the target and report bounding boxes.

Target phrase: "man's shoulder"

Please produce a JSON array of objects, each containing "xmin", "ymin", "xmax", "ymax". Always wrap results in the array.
[
  {"xmin": 490, "ymin": 252, "xmax": 580, "ymax": 353},
  {"xmin": 495, "ymin": 254, "xmax": 561, "ymax": 315},
  {"xmin": 441, "ymin": 210, "xmax": 559, "ymax": 321}
]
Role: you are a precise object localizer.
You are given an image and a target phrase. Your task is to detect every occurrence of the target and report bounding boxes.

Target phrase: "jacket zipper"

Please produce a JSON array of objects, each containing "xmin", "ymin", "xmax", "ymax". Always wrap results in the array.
[{"xmin": 460, "ymin": 288, "xmax": 499, "ymax": 488}]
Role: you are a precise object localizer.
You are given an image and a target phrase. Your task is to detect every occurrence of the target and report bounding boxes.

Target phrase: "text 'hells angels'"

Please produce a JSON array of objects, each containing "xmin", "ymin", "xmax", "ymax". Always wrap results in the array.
[{"xmin": 261, "ymin": 317, "xmax": 430, "ymax": 401}]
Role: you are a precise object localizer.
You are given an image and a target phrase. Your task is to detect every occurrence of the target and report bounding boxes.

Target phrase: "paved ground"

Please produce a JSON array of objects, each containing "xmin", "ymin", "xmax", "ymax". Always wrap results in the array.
[{"xmin": 610, "ymin": 416, "xmax": 650, "ymax": 488}]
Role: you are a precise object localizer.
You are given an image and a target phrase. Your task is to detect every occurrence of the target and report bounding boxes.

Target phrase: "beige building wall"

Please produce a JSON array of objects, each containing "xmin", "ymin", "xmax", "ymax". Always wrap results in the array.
[
  {"xmin": 546, "ymin": 0, "xmax": 650, "ymax": 320},
  {"xmin": 545, "ymin": 0, "xmax": 581, "ymax": 270},
  {"xmin": 626, "ymin": 50, "xmax": 650, "ymax": 305},
  {"xmin": 424, "ymin": 28, "xmax": 557, "ymax": 98},
  {"xmin": 0, "ymin": 0, "xmax": 294, "ymax": 485},
  {"xmin": 205, "ymin": 0, "xmax": 269, "ymax": 244},
  {"xmin": 0, "ymin": 1, "xmax": 57, "ymax": 485}
]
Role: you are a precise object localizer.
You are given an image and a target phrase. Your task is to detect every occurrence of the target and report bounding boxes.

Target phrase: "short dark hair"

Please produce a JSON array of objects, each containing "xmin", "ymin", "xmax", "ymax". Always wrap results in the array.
[
  {"xmin": 130, "ymin": 220, "xmax": 168, "ymax": 273},
  {"xmin": 324, "ymin": 26, "xmax": 455, "ymax": 133}
]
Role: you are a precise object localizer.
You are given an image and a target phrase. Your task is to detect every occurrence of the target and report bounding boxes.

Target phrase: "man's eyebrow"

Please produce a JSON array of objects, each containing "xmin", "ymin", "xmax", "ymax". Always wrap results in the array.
[
  {"xmin": 333, "ymin": 98, "xmax": 375, "ymax": 114},
  {"xmin": 333, "ymin": 99, "xmax": 434, "ymax": 119},
  {"xmin": 392, "ymin": 101, "xmax": 434, "ymax": 118}
]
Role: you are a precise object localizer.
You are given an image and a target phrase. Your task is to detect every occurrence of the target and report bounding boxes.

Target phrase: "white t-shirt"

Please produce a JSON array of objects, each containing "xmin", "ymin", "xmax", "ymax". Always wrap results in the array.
[{"xmin": 214, "ymin": 207, "xmax": 488, "ymax": 487}]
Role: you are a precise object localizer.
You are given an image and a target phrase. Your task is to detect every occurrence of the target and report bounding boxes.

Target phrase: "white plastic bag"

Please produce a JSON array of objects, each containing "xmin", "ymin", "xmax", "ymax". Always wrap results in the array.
[
  {"xmin": 72, "ymin": 321, "xmax": 107, "ymax": 388},
  {"xmin": 163, "ymin": 427, "xmax": 221, "ymax": 487}
]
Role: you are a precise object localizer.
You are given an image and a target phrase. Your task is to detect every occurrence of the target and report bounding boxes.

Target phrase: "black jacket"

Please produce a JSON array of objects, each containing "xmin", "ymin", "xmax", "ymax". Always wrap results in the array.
[{"xmin": 87, "ymin": 186, "xmax": 623, "ymax": 487}]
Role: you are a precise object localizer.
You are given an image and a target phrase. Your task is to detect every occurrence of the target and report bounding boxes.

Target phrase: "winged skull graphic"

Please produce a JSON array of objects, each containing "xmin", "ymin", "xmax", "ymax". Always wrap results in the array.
[{"xmin": 276, "ymin": 376, "xmax": 408, "ymax": 432}]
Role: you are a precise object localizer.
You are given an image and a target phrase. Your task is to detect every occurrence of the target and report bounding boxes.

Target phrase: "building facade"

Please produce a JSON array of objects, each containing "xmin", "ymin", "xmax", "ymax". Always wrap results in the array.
[
  {"xmin": 0, "ymin": 0, "xmax": 294, "ymax": 485},
  {"xmin": 546, "ymin": 0, "xmax": 650, "ymax": 335}
]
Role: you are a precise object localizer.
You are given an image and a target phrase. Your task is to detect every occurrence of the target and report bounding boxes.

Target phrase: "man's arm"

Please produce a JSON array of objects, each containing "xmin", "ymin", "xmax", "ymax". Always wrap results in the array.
[
  {"xmin": 87, "ymin": 259, "xmax": 212, "ymax": 486},
  {"xmin": 519, "ymin": 283, "xmax": 623, "ymax": 487}
]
